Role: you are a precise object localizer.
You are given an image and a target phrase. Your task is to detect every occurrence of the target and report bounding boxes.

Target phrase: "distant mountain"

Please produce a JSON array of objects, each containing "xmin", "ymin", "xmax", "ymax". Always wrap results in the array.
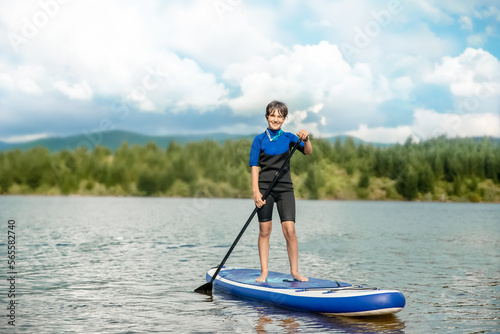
[
  {"xmin": 0, "ymin": 130, "xmax": 256, "ymax": 153},
  {"xmin": 0, "ymin": 141, "xmax": 14, "ymax": 151},
  {"xmin": 1, "ymin": 130, "xmax": 497, "ymax": 153},
  {"xmin": 324, "ymin": 134, "xmax": 394, "ymax": 148}
]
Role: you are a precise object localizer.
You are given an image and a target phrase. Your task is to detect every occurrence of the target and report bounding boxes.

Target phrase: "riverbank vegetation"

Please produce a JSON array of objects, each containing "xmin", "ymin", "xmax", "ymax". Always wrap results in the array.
[{"xmin": 0, "ymin": 136, "xmax": 499, "ymax": 202}]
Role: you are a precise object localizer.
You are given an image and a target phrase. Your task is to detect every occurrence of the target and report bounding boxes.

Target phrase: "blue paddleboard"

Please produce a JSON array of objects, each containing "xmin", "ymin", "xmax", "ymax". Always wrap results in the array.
[{"xmin": 205, "ymin": 268, "xmax": 406, "ymax": 316}]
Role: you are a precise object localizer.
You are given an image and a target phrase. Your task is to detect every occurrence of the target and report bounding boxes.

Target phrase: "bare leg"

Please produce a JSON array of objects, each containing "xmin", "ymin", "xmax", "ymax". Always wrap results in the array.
[
  {"xmin": 281, "ymin": 221, "xmax": 308, "ymax": 281},
  {"xmin": 256, "ymin": 220, "xmax": 272, "ymax": 282}
]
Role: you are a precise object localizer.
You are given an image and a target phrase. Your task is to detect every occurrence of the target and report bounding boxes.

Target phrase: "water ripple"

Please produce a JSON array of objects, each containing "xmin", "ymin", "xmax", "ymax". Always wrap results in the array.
[{"xmin": 1, "ymin": 197, "xmax": 498, "ymax": 333}]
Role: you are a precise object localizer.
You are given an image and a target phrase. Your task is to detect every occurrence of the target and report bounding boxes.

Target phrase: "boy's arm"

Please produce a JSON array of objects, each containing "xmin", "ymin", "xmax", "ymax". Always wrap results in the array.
[
  {"xmin": 297, "ymin": 130, "xmax": 313, "ymax": 155},
  {"xmin": 303, "ymin": 138, "xmax": 312, "ymax": 155},
  {"xmin": 251, "ymin": 166, "xmax": 266, "ymax": 207}
]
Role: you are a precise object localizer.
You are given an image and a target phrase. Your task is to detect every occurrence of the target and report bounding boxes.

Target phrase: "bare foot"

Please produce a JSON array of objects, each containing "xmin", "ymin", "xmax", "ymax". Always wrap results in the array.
[
  {"xmin": 292, "ymin": 272, "xmax": 308, "ymax": 282},
  {"xmin": 255, "ymin": 272, "xmax": 268, "ymax": 282}
]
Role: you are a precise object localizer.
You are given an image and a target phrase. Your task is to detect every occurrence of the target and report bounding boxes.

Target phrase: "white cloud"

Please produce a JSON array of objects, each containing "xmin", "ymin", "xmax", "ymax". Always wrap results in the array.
[
  {"xmin": 18, "ymin": 79, "xmax": 41, "ymax": 94},
  {"xmin": 412, "ymin": 108, "xmax": 500, "ymax": 139},
  {"xmin": 0, "ymin": 72, "xmax": 14, "ymax": 89},
  {"xmin": 0, "ymin": 64, "xmax": 45, "ymax": 94},
  {"xmin": 224, "ymin": 41, "xmax": 352, "ymax": 113},
  {"xmin": 475, "ymin": 6, "xmax": 500, "ymax": 21},
  {"xmin": 156, "ymin": 0, "xmax": 284, "ymax": 71},
  {"xmin": 467, "ymin": 34, "xmax": 487, "ymax": 47},
  {"xmin": 345, "ymin": 124, "xmax": 413, "ymax": 144},
  {"xmin": 225, "ymin": 41, "xmax": 407, "ymax": 122},
  {"xmin": 392, "ymin": 76, "xmax": 414, "ymax": 99},
  {"xmin": 286, "ymin": 103, "xmax": 326, "ymax": 136},
  {"xmin": 0, "ymin": 1, "xmax": 231, "ymax": 113},
  {"xmin": 412, "ymin": 0, "xmax": 454, "ymax": 24},
  {"xmin": 304, "ymin": 19, "xmax": 331, "ymax": 28},
  {"xmin": 139, "ymin": 54, "xmax": 229, "ymax": 113},
  {"xmin": 459, "ymin": 16, "xmax": 473, "ymax": 30},
  {"xmin": 305, "ymin": 0, "xmax": 457, "ymax": 70},
  {"xmin": 347, "ymin": 109, "xmax": 500, "ymax": 143},
  {"xmin": 0, "ymin": 0, "xmax": 499, "ymax": 141},
  {"xmin": 305, "ymin": 0, "xmax": 406, "ymax": 43},
  {"xmin": 54, "ymin": 81, "xmax": 92, "ymax": 100},
  {"xmin": 424, "ymin": 48, "xmax": 500, "ymax": 97},
  {"xmin": 466, "ymin": 24, "xmax": 496, "ymax": 48},
  {"xmin": 0, "ymin": 133, "xmax": 48, "ymax": 143}
]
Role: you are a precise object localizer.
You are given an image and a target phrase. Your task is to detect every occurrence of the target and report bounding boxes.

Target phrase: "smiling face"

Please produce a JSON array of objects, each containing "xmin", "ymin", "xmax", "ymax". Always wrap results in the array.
[
  {"xmin": 265, "ymin": 100, "xmax": 288, "ymax": 131},
  {"xmin": 266, "ymin": 110, "xmax": 286, "ymax": 130}
]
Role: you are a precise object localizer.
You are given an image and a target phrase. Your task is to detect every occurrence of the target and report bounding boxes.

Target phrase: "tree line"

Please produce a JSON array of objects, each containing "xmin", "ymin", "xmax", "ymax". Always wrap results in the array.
[{"xmin": 0, "ymin": 136, "xmax": 499, "ymax": 202}]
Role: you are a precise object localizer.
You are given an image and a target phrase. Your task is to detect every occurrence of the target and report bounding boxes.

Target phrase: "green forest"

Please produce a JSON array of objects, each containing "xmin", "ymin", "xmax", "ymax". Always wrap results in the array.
[{"xmin": 0, "ymin": 136, "xmax": 499, "ymax": 202}]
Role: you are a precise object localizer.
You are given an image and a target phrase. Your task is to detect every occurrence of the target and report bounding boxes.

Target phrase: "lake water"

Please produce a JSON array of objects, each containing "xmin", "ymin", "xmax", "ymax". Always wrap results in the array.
[{"xmin": 0, "ymin": 196, "xmax": 499, "ymax": 333}]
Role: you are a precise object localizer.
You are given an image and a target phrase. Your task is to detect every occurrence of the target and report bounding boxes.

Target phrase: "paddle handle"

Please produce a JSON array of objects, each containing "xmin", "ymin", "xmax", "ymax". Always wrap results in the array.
[{"xmin": 209, "ymin": 138, "xmax": 303, "ymax": 284}]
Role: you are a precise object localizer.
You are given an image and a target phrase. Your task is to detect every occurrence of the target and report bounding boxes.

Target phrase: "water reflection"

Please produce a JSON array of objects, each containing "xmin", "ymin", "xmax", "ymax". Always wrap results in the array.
[
  {"xmin": 254, "ymin": 309, "xmax": 300, "ymax": 333},
  {"xmin": 207, "ymin": 290, "xmax": 405, "ymax": 333},
  {"xmin": 324, "ymin": 314, "xmax": 405, "ymax": 332},
  {"xmin": 4, "ymin": 196, "xmax": 499, "ymax": 333}
]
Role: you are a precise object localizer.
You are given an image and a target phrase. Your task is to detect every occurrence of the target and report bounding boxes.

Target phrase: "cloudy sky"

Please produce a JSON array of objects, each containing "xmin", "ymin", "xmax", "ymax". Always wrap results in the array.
[{"xmin": 1, "ymin": 0, "xmax": 499, "ymax": 144}]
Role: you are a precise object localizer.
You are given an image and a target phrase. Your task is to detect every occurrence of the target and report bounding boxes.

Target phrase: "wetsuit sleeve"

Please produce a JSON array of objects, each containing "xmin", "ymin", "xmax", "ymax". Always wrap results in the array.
[
  {"xmin": 249, "ymin": 136, "xmax": 261, "ymax": 166},
  {"xmin": 289, "ymin": 133, "xmax": 306, "ymax": 154}
]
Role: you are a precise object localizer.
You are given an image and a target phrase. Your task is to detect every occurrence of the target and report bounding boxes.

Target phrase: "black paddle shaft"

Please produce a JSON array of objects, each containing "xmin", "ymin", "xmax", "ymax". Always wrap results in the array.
[{"xmin": 195, "ymin": 138, "xmax": 303, "ymax": 293}]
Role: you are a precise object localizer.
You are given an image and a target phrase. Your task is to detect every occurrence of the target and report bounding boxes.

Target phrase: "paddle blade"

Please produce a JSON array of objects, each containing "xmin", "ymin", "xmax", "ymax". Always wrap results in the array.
[{"xmin": 194, "ymin": 282, "xmax": 213, "ymax": 294}]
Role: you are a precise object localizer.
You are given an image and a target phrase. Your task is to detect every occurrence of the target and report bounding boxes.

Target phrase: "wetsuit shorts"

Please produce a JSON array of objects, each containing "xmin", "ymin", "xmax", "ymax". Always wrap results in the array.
[{"xmin": 257, "ymin": 188, "xmax": 296, "ymax": 223}]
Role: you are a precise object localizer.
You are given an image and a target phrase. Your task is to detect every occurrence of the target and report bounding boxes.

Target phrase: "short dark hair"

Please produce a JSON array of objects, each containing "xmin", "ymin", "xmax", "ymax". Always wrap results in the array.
[{"xmin": 266, "ymin": 100, "xmax": 288, "ymax": 119}]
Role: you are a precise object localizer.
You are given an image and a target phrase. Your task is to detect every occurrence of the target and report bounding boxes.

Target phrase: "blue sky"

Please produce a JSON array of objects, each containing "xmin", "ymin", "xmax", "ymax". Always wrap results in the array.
[{"xmin": 0, "ymin": 0, "xmax": 499, "ymax": 144}]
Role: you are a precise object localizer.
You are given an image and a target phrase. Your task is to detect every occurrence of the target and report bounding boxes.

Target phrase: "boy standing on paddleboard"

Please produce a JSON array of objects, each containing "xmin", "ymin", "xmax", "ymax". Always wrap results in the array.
[{"xmin": 249, "ymin": 100, "xmax": 312, "ymax": 282}]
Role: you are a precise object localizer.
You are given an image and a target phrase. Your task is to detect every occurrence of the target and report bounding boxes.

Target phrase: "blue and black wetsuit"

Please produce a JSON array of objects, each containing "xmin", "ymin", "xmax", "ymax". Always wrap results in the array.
[{"xmin": 249, "ymin": 128, "xmax": 305, "ymax": 223}]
